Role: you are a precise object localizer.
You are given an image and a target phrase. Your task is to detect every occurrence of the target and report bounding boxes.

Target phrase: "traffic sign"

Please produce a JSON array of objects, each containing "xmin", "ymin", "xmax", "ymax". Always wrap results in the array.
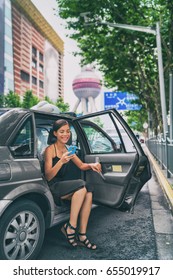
[{"xmin": 104, "ymin": 91, "xmax": 142, "ymax": 111}]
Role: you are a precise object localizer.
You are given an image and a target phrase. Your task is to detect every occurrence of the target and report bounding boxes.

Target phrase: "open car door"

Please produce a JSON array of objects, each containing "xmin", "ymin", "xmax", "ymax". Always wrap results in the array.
[{"xmin": 74, "ymin": 109, "xmax": 151, "ymax": 213}]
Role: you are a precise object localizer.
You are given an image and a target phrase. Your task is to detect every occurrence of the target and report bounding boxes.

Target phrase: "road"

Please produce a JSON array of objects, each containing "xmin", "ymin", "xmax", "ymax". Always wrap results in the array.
[{"xmin": 37, "ymin": 171, "xmax": 173, "ymax": 260}]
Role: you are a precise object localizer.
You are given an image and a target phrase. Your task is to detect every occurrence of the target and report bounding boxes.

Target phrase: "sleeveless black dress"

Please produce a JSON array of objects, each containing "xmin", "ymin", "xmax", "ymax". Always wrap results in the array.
[{"xmin": 48, "ymin": 145, "xmax": 93, "ymax": 198}]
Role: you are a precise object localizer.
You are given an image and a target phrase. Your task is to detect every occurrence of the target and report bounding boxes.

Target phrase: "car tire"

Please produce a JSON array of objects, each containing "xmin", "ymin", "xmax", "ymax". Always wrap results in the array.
[{"xmin": 0, "ymin": 199, "xmax": 45, "ymax": 260}]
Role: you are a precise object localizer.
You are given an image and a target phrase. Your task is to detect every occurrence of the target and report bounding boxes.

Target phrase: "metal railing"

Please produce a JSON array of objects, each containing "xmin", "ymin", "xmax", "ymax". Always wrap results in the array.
[{"xmin": 147, "ymin": 134, "xmax": 173, "ymax": 178}]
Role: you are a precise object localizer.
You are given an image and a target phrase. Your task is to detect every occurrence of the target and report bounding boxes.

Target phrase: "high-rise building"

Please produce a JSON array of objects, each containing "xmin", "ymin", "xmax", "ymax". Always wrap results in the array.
[{"xmin": 0, "ymin": 0, "xmax": 64, "ymax": 101}]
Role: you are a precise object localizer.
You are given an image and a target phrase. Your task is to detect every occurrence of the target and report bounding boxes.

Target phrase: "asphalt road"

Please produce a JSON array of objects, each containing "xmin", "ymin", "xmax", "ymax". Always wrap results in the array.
[{"xmin": 38, "ymin": 177, "xmax": 161, "ymax": 260}]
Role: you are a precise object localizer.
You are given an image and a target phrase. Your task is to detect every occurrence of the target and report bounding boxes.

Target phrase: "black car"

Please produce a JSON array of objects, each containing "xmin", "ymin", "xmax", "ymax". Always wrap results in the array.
[{"xmin": 0, "ymin": 108, "xmax": 151, "ymax": 260}]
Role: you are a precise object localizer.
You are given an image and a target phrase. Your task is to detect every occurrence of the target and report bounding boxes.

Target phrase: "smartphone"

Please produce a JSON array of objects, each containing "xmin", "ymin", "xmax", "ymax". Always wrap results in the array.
[{"xmin": 68, "ymin": 145, "xmax": 77, "ymax": 155}]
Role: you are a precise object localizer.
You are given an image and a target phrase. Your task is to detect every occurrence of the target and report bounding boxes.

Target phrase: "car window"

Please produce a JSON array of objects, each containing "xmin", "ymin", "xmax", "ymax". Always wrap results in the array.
[
  {"xmin": 35, "ymin": 119, "xmax": 80, "ymax": 154},
  {"xmin": 79, "ymin": 112, "xmax": 136, "ymax": 153},
  {"xmin": 70, "ymin": 125, "xmax": 80, "ymax": 148},
  {"xmin": 36, "ymin": 127, "xmax": 49, "ymax": 154},
  {"xmin": 9, "ymin": 117, "xmax": 34, "ymax": 157},
  {"xmin": 111, "ymin": 114, "xmax": 136, "ymax": 152}
]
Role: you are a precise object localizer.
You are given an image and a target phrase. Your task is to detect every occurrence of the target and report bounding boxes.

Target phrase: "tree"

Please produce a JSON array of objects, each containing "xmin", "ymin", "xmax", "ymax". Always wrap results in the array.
[
  {"xmin": 55, "ymin": 97, "xmax": 70, "ymax": 112},
  {"xmin": 124, "ymin": 109, "xmax": 148, "ymax": 132},
  {"xmin": 22, "ymin": 90, "xmax": 39, "ymax": 108},
  {"xmin": 56, "ymin": 0, "xmax": 173, "ymax": 133},
  {"xmin": 0, "ymin": 95, "xmax": 4, "ymax": 107},
  {"xmin": 4, "ymin": 90, "xmax": 21, "ymax": 107}
]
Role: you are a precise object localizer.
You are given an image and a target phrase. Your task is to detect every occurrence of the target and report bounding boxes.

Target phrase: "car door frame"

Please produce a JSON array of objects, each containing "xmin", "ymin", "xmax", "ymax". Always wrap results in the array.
[{"xmin": 72, "ymin": 109, "xmax": 151, "ymax": 212}]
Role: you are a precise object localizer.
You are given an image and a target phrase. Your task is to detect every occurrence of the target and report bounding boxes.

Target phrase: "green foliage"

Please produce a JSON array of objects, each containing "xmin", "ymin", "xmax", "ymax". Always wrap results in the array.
[
  {"xmin": 0, "ymin": 95, "xmax": 5, "ymax": 107},
  {"xmin": 124, "ymin": 108, "xmax": 148, "ymax": 132},
  {"xmin": 0, "ymin": 91, "xmax": 70, "ymax": 112},
  {"xmin": 4, "ymin": 90, "xmax": 21, "ymax": 107},
  {"xmin": 55, "ymin": 97, "xmax": 70, "ymax": 112},
  {"xmin": 22, "ymin": 90, "xmax": 40, "ymax": 108},
  {"xmin": 56, "ymin": 0, "xmax": 173, "ymax": 132},
  {"xmin": 44, "ymin": 96, "xmax": 54, "ymax": 104}
]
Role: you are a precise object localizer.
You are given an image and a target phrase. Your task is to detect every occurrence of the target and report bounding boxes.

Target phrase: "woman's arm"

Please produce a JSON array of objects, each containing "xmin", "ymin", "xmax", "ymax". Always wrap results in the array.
[{"xmin": 72, "ymin": 155, "xmax": 101, "ymax": 172}]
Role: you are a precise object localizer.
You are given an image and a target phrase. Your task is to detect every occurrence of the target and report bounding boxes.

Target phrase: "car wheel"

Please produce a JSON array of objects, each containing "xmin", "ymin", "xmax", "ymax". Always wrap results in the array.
[{"xmin": 0, "ymin": 199, "xmax": 45, "ymax": 260}]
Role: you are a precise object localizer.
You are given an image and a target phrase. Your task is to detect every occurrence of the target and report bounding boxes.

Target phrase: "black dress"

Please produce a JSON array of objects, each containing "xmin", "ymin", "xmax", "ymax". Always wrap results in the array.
[{"xmin": 48, "ymin": 145, "xmax": 93, "ymax": 198}]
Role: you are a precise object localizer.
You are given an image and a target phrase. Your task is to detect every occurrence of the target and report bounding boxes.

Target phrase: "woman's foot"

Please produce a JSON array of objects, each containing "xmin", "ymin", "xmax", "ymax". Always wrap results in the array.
[
  {"xmin": 77, "ymin": 232, "xmax": 97, "ymax": 250},
  {"xmin": 61, "ymin": 222, "xmax": 77, "ymax": 247}
]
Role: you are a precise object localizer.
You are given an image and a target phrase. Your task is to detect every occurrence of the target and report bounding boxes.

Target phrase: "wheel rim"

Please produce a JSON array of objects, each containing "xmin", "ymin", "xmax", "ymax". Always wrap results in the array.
[{"xmin": 3, "ymin": 211, "xmax": 40, "ymax": 260}]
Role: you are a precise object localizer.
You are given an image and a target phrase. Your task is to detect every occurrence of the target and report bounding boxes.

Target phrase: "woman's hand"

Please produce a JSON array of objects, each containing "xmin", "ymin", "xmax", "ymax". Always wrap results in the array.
[
  {"xmin": 89, "ymin": 162, "xmax": 102, "ymax": 173},
  {"xmin": 60, "ymin": 151, "xmax": 75, "ymax": 164}
]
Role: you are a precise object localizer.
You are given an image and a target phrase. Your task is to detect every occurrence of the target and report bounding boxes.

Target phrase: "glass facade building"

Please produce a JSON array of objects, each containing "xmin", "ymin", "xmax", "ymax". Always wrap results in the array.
[{"xmin": 0, "ymin": 0, "xmax": 14, "ymax": 94}]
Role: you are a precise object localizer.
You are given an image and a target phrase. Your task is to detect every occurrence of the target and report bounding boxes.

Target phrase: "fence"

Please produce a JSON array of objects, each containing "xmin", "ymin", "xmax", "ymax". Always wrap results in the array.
[{"xmin": 147, "ymin": 135, "xmax": 173, "ymax": 178}]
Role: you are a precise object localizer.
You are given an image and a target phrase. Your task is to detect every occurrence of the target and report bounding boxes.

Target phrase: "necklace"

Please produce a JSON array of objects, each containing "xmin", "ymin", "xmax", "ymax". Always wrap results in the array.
[{"xmin": 54, "ymin": 144, "xmax": 66, "ymax": 156}]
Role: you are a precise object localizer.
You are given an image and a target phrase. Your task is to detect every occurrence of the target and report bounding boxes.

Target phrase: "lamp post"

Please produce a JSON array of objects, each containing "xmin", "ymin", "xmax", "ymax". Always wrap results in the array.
[{"xmin": 80, "ymin": 14, "xmax": 168, "ymax": 137}]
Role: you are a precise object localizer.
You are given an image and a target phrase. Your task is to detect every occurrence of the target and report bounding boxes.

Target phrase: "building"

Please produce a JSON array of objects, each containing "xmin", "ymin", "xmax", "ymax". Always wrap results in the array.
[{"xmin": 0, "ymin": 0, "xmax": 64, "ymax": 101}]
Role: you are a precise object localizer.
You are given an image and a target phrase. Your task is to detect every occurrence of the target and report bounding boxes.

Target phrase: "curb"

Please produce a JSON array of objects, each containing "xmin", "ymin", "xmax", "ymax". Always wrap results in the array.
[{"xmin": 145, "ymin": 145, "xmax": 173, "ymax": 213}]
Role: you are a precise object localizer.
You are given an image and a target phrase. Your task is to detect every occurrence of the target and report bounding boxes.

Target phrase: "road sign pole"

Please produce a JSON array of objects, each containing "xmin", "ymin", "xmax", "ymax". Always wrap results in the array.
[
  {"xmin": 81, "ymin": 14, "xmax": 168, "ymax": 137},
  {"xmin": 156, "ymin": 22, "xmax": 168, "ymax": 136}
]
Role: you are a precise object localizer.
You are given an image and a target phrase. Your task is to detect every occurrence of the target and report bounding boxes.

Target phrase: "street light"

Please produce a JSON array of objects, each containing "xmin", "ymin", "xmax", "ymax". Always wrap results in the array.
[{"xmin": 80, "ymin": 13, "xmax": 168, "ymax": 137}]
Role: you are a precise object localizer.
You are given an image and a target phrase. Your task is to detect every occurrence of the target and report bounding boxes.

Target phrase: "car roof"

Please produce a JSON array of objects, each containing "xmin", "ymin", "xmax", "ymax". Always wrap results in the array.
[{"xmin": 0, "ymin": 108, "xmax": 77, "ymax": 145}]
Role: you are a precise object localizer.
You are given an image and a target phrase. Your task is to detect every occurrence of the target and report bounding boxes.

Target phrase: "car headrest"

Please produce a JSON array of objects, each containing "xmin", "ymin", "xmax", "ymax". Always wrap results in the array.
[{"xmin": 47, "ymin": 129, "xmax": 72, "ymax": 145}]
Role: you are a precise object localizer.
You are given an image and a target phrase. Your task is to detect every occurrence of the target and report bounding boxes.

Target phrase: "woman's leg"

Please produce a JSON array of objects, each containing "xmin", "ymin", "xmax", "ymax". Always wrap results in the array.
[
  {"xmin": 78, "ymin": 192, "xmax": 97, "ymax": 249},
  {"xmin": 61, "ymin": 187, "xmax": 87, "ymax": 244},
  {"xmin": 79, "ymin": 192, "xmax": 93, "ymax": 234}
]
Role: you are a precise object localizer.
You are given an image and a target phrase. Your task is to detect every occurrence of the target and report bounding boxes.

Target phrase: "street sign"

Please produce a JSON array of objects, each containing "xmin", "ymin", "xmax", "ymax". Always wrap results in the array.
[{"xmin": 104, "ymin": 91, "xmax": 142, "ymax": 111}]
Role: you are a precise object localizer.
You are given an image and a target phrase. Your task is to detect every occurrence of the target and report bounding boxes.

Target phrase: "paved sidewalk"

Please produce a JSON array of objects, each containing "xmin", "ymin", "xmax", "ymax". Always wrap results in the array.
[
  {"xmin": 145, "ymin": 145, "xmax": 173, "ymax": 212},
  {"xmin": 145, "ymin": 146, "xmax": 173, "ymax": 259}
]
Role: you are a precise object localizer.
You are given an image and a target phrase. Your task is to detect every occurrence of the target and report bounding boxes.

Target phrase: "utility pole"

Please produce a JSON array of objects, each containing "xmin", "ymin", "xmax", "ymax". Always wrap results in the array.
[{"xmin": 80, "ymin": 13, "xmax": 168, "ymax": 136}]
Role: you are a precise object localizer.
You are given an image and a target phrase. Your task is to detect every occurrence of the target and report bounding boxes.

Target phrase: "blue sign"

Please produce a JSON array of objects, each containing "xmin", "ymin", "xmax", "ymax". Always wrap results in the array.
[{"xmin": 104, "ymin": 91, "xmax": 142, "ymax": 111}]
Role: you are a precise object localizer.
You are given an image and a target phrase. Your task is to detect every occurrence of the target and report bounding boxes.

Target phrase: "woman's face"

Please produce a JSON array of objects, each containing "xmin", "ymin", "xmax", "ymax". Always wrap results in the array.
[{"xmin": 54, "ymin": 124, "xmax": 71, "ymax": 144}]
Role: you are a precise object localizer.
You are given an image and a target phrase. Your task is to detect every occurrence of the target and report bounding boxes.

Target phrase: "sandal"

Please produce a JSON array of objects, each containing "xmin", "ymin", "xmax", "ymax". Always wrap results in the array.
[
  {"xmin": 61, "ymin": 222, "xmax": 77, "ymax": 247},
  {"xmin": 77, "ymin": 232, "xmax": 97, "ymax": 250}
]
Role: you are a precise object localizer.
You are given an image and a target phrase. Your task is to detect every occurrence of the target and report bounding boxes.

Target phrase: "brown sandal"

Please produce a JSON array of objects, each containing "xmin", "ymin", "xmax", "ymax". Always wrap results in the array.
[{"xmin": 77, "ymin": 232, "xmax": 97, "ymax": 250}]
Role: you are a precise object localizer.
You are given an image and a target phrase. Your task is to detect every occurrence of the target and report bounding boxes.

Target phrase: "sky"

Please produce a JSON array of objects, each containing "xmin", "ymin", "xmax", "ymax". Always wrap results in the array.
[{"xmin": 31, "ymin": 0, "xmax": 103, "ymax": 111}]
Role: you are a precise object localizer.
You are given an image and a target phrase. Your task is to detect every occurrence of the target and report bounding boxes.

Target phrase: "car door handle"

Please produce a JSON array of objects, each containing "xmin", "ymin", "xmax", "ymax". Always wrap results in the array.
[{"xmin": 98, "ymin": 171, "xmax": 105, "ymax": 180}]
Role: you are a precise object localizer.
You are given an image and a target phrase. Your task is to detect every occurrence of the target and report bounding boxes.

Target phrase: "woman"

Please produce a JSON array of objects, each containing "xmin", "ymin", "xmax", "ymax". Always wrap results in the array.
[{"xmin": 44, "ymin": 119, "xmax": 101, "ymax": 250}]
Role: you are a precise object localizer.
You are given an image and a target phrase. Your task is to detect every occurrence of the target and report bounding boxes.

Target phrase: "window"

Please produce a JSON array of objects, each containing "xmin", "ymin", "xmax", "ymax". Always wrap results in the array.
[
  {"xmin": 5, "ymin": 58, "xmax": 13, "ymax": 74},
  {"xmin": 5, "ymin": 40, "xmax": 13, "ymax": 56},
  {"xmin": 21, "ymin": 71, "xmax": 30, "ymax": 83},
  {"xmin": 39, "ymin": 80, "xmax": 44, "ymax": 88},
  {"xmin": 79, "ymin": 113, "xmax": 136, "ymax": 154},
  {"xmin": 5, "ymin": 23, "xmax": 12, "ymax": 39},
  {"xmin": 39, "ymin": 64, "xmax": 43, "ymax": 73},
  {"xmin": 32, "ymin": 59, "xmax": 37, "ymax": 69},
  {"xmin": 5, "ymin": 4, "xmax": 12, "ymax": 21},
  {"xmin": 39, "ymin": 52, "xmax": 43, "ymax": 61},
  {"xmin": 32, "ymin": 76, "xmax": 37, "ymax": 85},
  {"xmin": 5, "ymin": 77, "xmax": 14, "ymax": 91},
  {"xmin": 32, "ymin": 46, "xmax": 37, "ymax": 57},
  {"xmin": 10, "ymin": 117, "xmax": 34, "ymax": 157},
  {"xmin": 36, "ymin": 127, "xmax": 49, "ymax": 153}
]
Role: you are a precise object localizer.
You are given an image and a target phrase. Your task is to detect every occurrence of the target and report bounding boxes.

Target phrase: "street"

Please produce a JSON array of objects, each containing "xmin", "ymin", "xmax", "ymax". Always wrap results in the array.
[{"xmin": 38, "ymin": 171, "xmax": 173, "ymax": 260}]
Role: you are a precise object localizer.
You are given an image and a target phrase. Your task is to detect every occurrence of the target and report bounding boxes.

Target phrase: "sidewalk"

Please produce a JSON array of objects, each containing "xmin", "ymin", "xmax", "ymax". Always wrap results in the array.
[
  {"xmin": 144, "ymin": 145, "xmax": 173, "ymax": 259},
  {"xmin": 145, "ymin": 145, "xmax": 173, "ymax": 212}
]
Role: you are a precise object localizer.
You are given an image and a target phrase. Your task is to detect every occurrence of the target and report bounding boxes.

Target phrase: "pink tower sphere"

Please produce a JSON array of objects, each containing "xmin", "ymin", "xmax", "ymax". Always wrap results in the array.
[{"xmin": 72, "ymin": 66, "xmax": 102, "ymax": 99}]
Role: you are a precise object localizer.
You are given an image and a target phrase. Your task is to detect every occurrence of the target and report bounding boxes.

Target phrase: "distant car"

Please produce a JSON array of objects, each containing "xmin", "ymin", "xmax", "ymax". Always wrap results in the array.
[{"xmin": 0, "ymin": 108, "xmax": 151, "ymax": 260}]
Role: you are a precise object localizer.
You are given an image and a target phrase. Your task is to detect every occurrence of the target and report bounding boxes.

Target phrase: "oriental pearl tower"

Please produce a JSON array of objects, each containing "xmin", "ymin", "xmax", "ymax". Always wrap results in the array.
[{"xmin": 72, "ymin": 66, "xmax": 102, "ymax": 114}]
